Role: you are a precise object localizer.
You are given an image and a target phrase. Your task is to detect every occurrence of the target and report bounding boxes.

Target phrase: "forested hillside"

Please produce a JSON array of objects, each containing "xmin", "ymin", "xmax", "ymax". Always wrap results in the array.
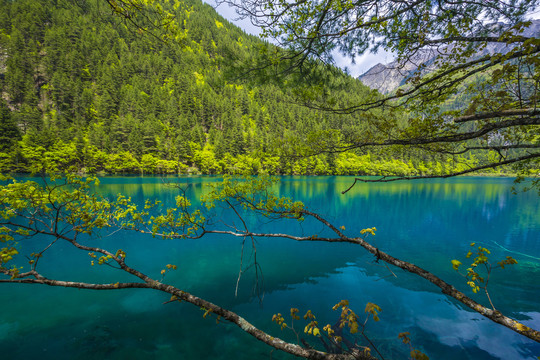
[{"xmin": 0, "ymin": 0, "xmax": 488, "ymax": 175}]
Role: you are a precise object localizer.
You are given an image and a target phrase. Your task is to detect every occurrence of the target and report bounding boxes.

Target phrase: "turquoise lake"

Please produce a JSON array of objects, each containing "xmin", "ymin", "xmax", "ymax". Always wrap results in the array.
[{"xmin": 1, "ymin": 176, "xmax": 539, "ymax": 359}]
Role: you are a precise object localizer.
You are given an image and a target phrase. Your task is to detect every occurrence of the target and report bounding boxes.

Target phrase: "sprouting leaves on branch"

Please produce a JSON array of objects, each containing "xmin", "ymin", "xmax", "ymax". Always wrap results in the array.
[
  {"xmin": 451, "ymin": 243, "xmax": 518, "ymax": 310},
  {"xmin": 201, "ymin": 175, "xmax": 305, "ymax": 219},
  {"xmin": 271, "ymin": 301, "xmax": 384, "ymax": 358},
  {"xmin": 104, "ymin": 0, "xmax": 189, "ymax": 43}
]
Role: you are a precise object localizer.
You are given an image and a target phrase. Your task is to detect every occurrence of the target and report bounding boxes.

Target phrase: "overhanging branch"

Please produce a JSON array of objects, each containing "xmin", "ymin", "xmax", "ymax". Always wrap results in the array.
[{"xmin": 340, "ymin": 152, "xmax": 540, "ymax": 188}]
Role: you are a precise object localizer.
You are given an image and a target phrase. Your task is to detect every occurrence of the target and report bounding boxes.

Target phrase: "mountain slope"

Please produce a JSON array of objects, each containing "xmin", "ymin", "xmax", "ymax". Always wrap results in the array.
[
  {"xmin": 0, "ymin": 0, "xmax": 498, "ymax": 177},
  {"xmin": 0, "ymin": 0, "xmax": 379, "ymax": 174}
]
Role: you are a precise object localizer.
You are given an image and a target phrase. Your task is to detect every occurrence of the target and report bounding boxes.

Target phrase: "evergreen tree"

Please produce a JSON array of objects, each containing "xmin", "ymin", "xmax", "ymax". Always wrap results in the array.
[{"xmin": 0, "ymin": 100, "xmax": 20, "ymax": 151}]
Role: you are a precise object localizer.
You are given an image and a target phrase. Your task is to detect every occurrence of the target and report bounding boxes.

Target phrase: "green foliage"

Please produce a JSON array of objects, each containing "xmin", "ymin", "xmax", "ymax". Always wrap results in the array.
[
  {"xmin": 452, "ymin": 243, "xmax": 518, "ymax": 308},
  {"xmin": 0, "ymin": 175, "xmax": 113, "ymax": 277},
  {"xmin": 201, "ymin": 175, "xmax": 305, "ymax": 219},
  {"xmin": 0, "ymin": 172, "xmax": 214, "ymax": 278}
]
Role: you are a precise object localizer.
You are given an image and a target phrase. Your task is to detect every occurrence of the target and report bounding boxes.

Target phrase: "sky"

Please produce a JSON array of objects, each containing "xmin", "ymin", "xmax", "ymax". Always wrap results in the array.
[{"xmin": 207, "ymin": 1, "xmax": 394, "ymax": 77}]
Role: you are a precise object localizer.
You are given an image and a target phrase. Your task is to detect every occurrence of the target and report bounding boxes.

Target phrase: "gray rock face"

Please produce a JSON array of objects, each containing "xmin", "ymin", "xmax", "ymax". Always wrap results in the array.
[
  {"xmin": 0, "ymin": 46, "xmax": 6, "ymax": 75},
  {"xmin": 358, "ymin": 20, "xmax": 540, "ymax": 94}
]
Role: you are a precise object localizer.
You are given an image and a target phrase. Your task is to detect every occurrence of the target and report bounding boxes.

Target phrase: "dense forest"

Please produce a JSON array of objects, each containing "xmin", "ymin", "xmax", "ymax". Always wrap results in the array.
[{"xmin": 0, "ymin": 0, "xmax": 504, "ymax": 176}]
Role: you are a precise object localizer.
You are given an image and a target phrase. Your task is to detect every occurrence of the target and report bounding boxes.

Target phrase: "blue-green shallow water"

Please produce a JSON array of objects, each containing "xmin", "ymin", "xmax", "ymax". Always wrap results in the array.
[{"xmin": 1, "ymin": 176, "xmax": 539, "ymax": 359}]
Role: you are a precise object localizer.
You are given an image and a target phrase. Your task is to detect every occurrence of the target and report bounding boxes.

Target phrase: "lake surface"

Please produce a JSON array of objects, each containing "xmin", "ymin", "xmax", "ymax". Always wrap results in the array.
[{"xmin": 1, "ymin": 176, "xmax": 539, "ymax": 359}]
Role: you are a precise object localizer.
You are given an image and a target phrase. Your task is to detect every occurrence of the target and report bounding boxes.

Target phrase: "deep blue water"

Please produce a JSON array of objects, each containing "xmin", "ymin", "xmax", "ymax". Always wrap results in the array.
[{"xmin": 1, "ymin": 176, "xmax": 539, "ymax": 359}]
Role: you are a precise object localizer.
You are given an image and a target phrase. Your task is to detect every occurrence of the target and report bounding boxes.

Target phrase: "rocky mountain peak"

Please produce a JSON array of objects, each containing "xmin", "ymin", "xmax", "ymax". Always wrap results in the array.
[{"xmin": 358, "ymin": 19, "xmax": 540, "ymax": 94}]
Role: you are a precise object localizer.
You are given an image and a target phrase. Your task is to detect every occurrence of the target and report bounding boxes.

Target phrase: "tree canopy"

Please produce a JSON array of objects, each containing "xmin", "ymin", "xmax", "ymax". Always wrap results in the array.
[{"xmin": 218, "ymin": 0, "xmax": 540, "ymax": 187}]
